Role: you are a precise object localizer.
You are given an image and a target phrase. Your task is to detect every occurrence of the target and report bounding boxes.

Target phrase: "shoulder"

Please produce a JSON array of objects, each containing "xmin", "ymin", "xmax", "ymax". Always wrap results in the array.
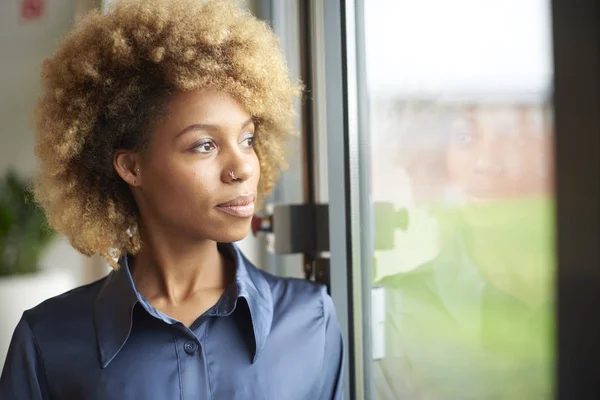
[
  {"xmin": 21, "ymin": 276, "xmax": 107, "ymax": 337},
  {"xmin": 256, "ymin": 268, "xmax": 333, "ymax": 318},
  {"xmin": 376, "ymin": 260, "xmax": 447, "ymax": 312},
  {"xmin": 6, "ymin": 276, "xmax": 108, "ymax": 383},
  {"xmin": 378, "ymin": 259, "xmax": 437, "ymax": 290}
]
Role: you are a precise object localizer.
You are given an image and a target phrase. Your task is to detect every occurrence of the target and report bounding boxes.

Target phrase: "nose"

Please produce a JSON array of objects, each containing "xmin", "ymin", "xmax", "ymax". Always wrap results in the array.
[
  {"xmin": 473, "ymin": 152, "xmax": 497, "ymax": 175},
  {"xmin": 472, "ymin": 130, "xmax": 504, "ymax": 176},
  {"xmin": 221, "ymin": 151, "xmax": 254, "ymax": 183}
]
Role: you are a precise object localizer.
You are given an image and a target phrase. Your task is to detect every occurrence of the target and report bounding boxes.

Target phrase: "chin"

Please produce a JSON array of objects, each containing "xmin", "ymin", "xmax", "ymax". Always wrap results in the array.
[{"xmin": 211, "ymin": 221, "xmax": 252, "ymax": 244}]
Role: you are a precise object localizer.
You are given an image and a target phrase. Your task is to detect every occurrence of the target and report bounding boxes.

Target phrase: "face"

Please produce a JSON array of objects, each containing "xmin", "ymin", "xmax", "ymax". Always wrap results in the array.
[
  {"xmin": 443, "ymin": 104, "xmax": 553, "ymax": 230},
  {"xmin": 120, "ymin": 89, "xmax": 260, "ymax": 244},
  {"xmin": 446, "ymin": 105, "xmax": 552, "ymax": 204}
]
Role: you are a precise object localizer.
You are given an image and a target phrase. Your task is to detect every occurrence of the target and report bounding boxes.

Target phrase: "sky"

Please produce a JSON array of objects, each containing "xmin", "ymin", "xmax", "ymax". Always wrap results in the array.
[{"xmin": 363, "ymin": 0, "xmax": 553, "ymax": 100}]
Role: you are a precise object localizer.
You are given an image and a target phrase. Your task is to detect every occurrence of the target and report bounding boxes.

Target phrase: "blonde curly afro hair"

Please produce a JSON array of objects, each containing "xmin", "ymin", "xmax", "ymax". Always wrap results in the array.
[{"xmin": 34, "ymin": 0, "xmax": 300, "ymax": 266}]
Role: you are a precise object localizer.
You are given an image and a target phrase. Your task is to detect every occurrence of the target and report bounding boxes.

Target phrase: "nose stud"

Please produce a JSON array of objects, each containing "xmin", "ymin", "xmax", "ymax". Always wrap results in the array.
[{"xmin": 229, "ymin": 170, "xmax": 236, "ymax": 180}]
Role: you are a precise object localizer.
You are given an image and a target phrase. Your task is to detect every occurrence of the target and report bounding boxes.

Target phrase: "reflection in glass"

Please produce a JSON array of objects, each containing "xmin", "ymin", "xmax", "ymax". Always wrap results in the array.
[
  {"xmin": 372, "ymin": 102, "xmax": 554, "ymax": 399},
  {"xmin": 362, "ymin": 1, "xmax": 554, "ymax": 399}
]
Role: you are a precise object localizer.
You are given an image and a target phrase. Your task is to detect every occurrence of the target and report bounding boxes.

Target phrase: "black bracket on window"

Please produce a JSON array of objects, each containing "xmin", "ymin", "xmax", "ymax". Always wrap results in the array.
[{"xmin": 252, "ymin": 202, "xmax": 409, "ymax": 292}]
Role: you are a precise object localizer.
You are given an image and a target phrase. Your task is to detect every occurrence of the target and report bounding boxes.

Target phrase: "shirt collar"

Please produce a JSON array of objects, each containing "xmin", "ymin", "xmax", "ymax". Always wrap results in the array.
[{"xmin": 94, "ymin": 242, "xmax": 273, "ymax": 368}]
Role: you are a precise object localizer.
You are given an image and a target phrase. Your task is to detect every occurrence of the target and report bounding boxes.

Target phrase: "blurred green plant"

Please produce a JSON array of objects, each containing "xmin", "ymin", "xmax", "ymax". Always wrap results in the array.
[{"xmin": 0, "ymin": 170, "xmax": 55, "ymax": 276}]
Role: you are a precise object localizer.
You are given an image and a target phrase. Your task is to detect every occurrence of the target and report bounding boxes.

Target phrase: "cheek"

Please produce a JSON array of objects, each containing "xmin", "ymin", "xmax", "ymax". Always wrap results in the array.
[
  {"xmin": 144, "ymin": 154, "xmax": 217, "ymax": 211},
  {"xmin": 252, "ymin": 154, "xmax": 261, "ymax": 182},
  {"xmin": 446, "ymin": 147, "xmax": 470, "ymax": 182}
]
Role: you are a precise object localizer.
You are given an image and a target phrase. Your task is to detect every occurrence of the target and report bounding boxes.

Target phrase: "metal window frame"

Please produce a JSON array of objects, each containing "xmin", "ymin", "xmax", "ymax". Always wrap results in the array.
[
  {"xmin": 254, "ymin": 0, "xmax": 307, "ymax": 278},
  {"xmin": 553, "ymin": 0, "xmax": 600, "ymax": 398},
  {"xmin": 260, "ymin": 3, "xmax": 364, "ymax": 396},
  {"xmin": 261, "ymin": 1, "xmax": 367, "ymax": 396},
  {"xmin": 316, "ymin": 0, "xmax": 369, "ymax": 398}
]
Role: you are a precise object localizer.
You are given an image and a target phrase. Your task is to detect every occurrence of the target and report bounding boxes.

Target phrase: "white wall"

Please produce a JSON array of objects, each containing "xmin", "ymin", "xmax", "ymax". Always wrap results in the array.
[
  {"xmin": 0, "ymin": 1, "xmax": 74, "ymax": 175},
  {"xmin": 0, "ymin": 0, "xmax": 87, "ymax": 280},
  {"xmin": 0, "ymin": 0, "xmax": 91, "ymax": 369}
]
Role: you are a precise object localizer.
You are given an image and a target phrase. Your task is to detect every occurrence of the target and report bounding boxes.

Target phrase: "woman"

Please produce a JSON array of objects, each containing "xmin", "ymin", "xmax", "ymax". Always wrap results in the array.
[
  {"xmin": 374, "ymin": 102, "xmax": 553, "ymax": 399},
  {"xmin": 0, "ymin": 1, "xmax": 344, "ymax": 399}
]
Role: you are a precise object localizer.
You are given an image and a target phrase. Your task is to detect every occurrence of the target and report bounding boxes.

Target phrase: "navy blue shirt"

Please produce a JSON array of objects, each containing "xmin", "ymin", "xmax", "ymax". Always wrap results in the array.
[{"xmin": 0, "ymin": 243, "xmax": 344, "ymax": 399}]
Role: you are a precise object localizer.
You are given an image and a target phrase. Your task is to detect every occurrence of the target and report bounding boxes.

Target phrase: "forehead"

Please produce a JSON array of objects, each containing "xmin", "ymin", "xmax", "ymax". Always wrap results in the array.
[
  {"xmin": 463, "ymin": 103, "xmax": 546, "ymax": 116},
  {"xmin": 164, "ymin": 89, "xmax": 252, "ymax": 124},
  {"xmin": 453, "ymin": 104, "xmax": 549, "ymax": 132}
]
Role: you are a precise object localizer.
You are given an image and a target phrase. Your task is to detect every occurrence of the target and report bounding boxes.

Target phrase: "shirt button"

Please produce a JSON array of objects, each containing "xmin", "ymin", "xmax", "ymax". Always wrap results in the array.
[{"xmin": 183, "ymin": 341, "xmax": 198, "ymax": 355}]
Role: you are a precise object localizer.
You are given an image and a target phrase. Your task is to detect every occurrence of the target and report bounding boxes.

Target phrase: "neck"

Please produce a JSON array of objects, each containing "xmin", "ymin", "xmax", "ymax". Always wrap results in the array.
[{"xmin": 130, "ymin": 228, "xmax": 233, "ymax": 306}]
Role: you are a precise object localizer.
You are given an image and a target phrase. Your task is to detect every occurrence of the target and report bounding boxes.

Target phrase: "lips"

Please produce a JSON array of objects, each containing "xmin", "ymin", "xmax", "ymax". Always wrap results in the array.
[{"xmin": 216, "ymin": 194, "xmax": 256, "ymax": 218}]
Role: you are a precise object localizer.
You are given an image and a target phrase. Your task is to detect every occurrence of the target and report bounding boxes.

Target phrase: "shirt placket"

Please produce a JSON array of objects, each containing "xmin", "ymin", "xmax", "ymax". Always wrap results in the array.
[{"xmin": 177, "ymin": 320, "xmax": 211, "ymax": 399}]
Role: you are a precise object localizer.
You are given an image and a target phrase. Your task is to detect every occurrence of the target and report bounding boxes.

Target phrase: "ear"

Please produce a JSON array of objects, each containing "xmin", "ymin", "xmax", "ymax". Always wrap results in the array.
[{"xmin": 114, "ymin": 150, "xmax": 142, "ymax": 187}]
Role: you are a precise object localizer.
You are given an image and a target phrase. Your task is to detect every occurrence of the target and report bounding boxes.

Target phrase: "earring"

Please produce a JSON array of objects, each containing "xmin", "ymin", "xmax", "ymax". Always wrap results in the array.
[{"xmin": 135, "ymin": 168, "xmax": 140, "ymax": 173}]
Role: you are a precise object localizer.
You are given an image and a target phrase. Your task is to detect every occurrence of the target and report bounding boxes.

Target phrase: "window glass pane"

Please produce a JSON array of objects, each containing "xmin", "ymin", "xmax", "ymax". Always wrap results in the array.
[{"xmin": 362, "ymin": 1, "xmax": 555, "ymax": 398}]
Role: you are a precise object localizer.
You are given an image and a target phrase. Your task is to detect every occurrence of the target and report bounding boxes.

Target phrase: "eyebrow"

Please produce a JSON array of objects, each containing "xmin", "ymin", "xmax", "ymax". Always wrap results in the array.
[{"xmin": 175, "ymin": 117, "xmax": 255, "ymax": 139}]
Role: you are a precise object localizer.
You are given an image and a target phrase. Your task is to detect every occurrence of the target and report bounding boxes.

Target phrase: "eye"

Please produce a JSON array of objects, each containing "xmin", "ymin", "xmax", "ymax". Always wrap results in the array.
[
  {"xmin": 451, "ymin": 120, "xmax": 474, "ymax": 147},
  {"xmin": 193, "ymin": 140, "xmax": 217, "ymax": 154},
  {"xmin": 456, "ymin": 132, "xmax": 473, "ymax": 145},
  {"xmin": 241, "ymin": 135, "xmax": 255, "ymax": 148}
]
